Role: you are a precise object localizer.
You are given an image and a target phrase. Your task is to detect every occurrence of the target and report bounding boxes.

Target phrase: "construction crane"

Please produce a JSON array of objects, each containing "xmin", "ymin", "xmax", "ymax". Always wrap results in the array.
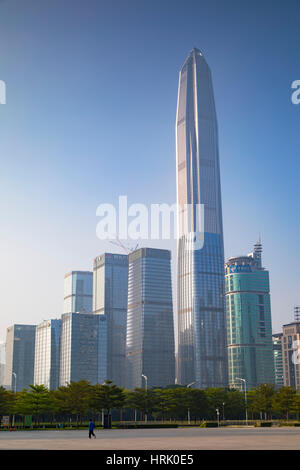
[{"xmin": 109, "ymin": 236, "xmax": 139, "ymax": 255}]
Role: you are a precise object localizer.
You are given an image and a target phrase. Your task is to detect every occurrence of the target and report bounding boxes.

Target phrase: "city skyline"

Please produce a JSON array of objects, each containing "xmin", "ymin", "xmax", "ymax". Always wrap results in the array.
[{"xmin": 1, "ymin": 0, "xmax": 300, "ymax": 343}]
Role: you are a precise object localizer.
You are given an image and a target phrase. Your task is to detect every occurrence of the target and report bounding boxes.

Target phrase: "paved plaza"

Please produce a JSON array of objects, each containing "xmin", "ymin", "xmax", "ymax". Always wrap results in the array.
[{"xmin": 0, "ymin": 427, "xmax": 300, "ymax": 450}]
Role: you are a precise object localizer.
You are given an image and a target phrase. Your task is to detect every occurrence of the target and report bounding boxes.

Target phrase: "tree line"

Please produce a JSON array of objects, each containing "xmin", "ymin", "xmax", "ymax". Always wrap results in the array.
[{"xmin": 0, "ymin": 381, "xmax": 300, "ymax": 427}]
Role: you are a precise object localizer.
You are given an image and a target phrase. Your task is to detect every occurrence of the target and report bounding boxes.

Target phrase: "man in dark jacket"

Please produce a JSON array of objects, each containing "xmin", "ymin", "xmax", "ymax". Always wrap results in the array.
[{"xmin": 88, "ymin": 419, "xmax": 96, "ymax": 439}]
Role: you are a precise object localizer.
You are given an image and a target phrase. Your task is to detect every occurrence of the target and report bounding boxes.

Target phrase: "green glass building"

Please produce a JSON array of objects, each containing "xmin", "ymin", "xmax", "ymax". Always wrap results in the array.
[
  {"xmin": 272, "ymin": 333, "xmax": 284, "ymax": 388},
  {"xmin": 225, "ymin": 241, "xmax": 275, "ymax": 390}
]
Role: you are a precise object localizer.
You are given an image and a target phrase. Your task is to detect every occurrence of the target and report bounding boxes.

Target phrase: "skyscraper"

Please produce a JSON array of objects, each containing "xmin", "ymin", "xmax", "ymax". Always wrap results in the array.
[
  {"xmin": 63, "ymin": 271, "xmax": 93, "ymax": 314},
  {"xmin": 273, "ymin": 333, "xmax": 284, "ymax": 389},
  {"xmin": 34, "ymin": 319, "xmax": 61, "ymax": 390},
  {"xmin": 4, "ymin": 324, "xmax": 36, "ymax": 392},
  {"xmin": 176, "ymin": 48, "xmax": 227, "ymax": 387},
  {"xmin": 59, "ymin": 312, "xmax": 107, "ymax": 386},
  {"xmin": 126, "ymin": 248, "xmax": 175, "ymax": 390},
  {"xmin": 281, "ymin": 321, "xmax": 300, "ymax": 390},
  {"xmin": 0, "ymin": 342, "xmax": 5, "ymax": 388},
  {"xmin": 225, "ymin": 241, "xmax": 275, "ymax": 390},
  {"xmin": 93, "ymin": 253, "xmax": 128, "ymax": 387}
]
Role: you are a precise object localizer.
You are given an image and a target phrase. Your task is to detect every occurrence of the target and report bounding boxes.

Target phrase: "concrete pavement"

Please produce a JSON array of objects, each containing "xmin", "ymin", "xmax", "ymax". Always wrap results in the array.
[{"xmin": 0, "ymin": 427, "xmax": 300, "ymax": 450}]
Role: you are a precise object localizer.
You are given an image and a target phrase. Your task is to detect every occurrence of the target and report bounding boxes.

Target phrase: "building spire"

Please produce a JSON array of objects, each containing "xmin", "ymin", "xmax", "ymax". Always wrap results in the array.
[{"xmin": 248, "ymin": 236, "xmax": 263, "ymax": 269}]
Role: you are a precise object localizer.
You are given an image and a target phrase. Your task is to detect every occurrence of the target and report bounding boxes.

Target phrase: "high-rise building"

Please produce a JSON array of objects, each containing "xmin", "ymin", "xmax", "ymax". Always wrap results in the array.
[
  {"xmin": 176, "ymin": 48, "xmax": 227, "ymax": 387},
  {"xmin": 225, "ymin": 241, "xmax": 275, "ymax": 390},
  {"xmin": 0, "ymin": 365, "xmax": 5, "ymax": 388},
  {"xmin": 273, "ymin": 333, "xmax": 284, "ymax": 388},
  {"xmin": 63, "ymin": 271, "xmax": 93, "ymax": 314},
  {"xmin": 93, "ymin": 253, "xmax": 128, "ymax": 387},
  {"xmin": 4, "ymin": 324, "xmax": 36, "ymax": 392},
  {"xmin": 282, "ymin": 321, "xmax": 300, "ymax": 390},
  {"xmin": 59, "ymin": 312, "xmax": 107, "ymax": 386},
  {"xmin": 126, "ymin": 248, "xmax": 175, "ymax": 390},
  {"xmin": 34, "ymin": 319, "xmax": 61, "ymax": 390},
  {"xmin": 0, "ymin": 342, "xmax": 5, "ymax": 387}
]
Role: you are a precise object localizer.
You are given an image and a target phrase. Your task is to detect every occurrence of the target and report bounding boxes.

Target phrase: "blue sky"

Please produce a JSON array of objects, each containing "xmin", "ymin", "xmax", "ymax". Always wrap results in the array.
[{"xmin": 0, "ymin": 0, "xmax": 299, "ymax": 342}]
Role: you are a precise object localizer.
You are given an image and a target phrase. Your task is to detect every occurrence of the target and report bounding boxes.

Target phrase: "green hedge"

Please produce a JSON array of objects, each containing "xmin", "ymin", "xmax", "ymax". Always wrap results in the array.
[
  {"xmin": 200, "ymin": 421, "xmax": 219, "ymax": 428},
  {"xmin": 115, "ymin": 423, "xmax": 178, "ymax": 429},
  {"xmin": 254, "ymin": 421, "xmax": 272, "ymax": 427}
]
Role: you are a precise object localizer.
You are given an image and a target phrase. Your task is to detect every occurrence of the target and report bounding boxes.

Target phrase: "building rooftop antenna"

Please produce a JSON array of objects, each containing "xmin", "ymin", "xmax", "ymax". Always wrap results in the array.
[{"xmin": 294, "ymin": 306, "xmax": 300, "ymax": 322}]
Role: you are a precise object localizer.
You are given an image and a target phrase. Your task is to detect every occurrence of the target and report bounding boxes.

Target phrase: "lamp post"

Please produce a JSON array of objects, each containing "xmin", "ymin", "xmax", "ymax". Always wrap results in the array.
[
  {"xmin": 187, "ymin": 382, "xmax": 196, "ymax": 424},
  {"xmin": 236, "ymin": 377, "xmax": 248, "ymax": 425},
  {"xmin": 141, "ymin": 374, "xmax": 148, "ymax": 423},
  {"xmin": 216, "ymin": 408, "xmax": 220, "ymax": 426},
  {"xmin": 222, "ymin": 402, "xmax": 225, "ymax": 422},
  {"xmin": 141, "ymin": 374, "xmax": 148, "ymax": 391},
  {"xmin": 12, "ymin": 372, "xmax": 17, "ymax": 428}
]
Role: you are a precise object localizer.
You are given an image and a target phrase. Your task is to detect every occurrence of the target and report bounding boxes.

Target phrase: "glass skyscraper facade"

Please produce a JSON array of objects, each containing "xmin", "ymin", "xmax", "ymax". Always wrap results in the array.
[
  {"xmin": 126, "ymin": 248, "xmax": 175, "ymax": 390},
  {"xmin": 63, "ymin": 271, "xmax": 93, "ymax": 314},
  {"xmin": 4, "ymin": 324, "xmax": 36, "ymax": 392},
  {"xmin": 272, "ymin": 333, "xmax": 284, "ymax": 389},
  {"xmin": 225, "ymin": 242, "xmax": 275, "ymax": 390},
  {"xmin": 176, "ymin": 48, "xmax": 227, "ymax": 387},
  {"xmin": 34, "ymin": 319, "xmax": 61, "ymax": 390},
  {"xmin": 93, "ymin": 253, "xmax": 128, "ymax": 387},
  {"xmin": 282, "ymin": 322, "xmax": 300, "ymax": 390},
  {"xmin": 59, "ymin": 312, "xmax": 107, "ymax": 386}
]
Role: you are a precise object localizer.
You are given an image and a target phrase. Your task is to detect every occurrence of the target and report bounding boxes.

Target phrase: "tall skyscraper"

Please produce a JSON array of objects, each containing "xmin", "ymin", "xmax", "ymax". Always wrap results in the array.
[
  {"xmin": 34, "ymin": 319, "xmax": 61, "ymax": 390},
  {"xmin": 225, "ymin": 241, "xmax": 275, "ymax": 390},
  {"xmin": 59, "ymin": 312, "xmax": 107, "ymax": 386},
  {"xmin": 126, "ymin": 248, "xmax": 175, "ymax": 390},
  {"xmin": 4, "ymin": 324, "xmax": 36, "ymax": 392},
  {"xmin": 281, "ymin": 321, "xmax": 300, "ymax": 390},
  {"xmin": 63, "ymin": 271, "xmax": 93, "ymax": 314},
  {"xmin": 0, "ymin": 342, "xmax": 5, "ymax": 387},
  {"xmin": 176, "ymin": 48, "xmax": 227, "ymax": 387},
  {"xmin": 273, "ymin": 333, "xmax": 284, "ymax": 389},
  {"xmin": 93, "ymin": 253, "xmax": 128, "ymax": 387}
]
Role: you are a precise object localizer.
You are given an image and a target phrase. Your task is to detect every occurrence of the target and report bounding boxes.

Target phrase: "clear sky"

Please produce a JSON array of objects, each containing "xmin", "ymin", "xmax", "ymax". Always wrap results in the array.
[{"xmin": 0, "ymin": 0, "xmax": 299, "ymax": 343}]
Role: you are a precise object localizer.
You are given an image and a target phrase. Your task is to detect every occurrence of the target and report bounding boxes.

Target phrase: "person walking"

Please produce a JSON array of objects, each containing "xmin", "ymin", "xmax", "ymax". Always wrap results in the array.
[{"xmin": 88, "ymin": 419, "xmax": 96, "ymax": 439}]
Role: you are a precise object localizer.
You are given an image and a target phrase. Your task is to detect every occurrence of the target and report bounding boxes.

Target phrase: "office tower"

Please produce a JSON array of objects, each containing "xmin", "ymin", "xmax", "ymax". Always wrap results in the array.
[
  {"xmin": 176, "ymin": 48, "xmax": 227, "ymax": 387},
  {"xmin": 63, "ymin": 271, "xmax": 93, "ymax": 314},
  {"xmin": 4, "ymin": 325, "xmax": 36, "ymax": 392},
  {"xmin": 34, "ymin": 319, "xmax": 61, "ymax": 390},
  {"xmin": 93, "ymin": 253, "xmax": 128, "ymax": 387},
  {"xmin": 59, "ymin": 312, "xmax": 107, "ymax": 386},
  {"xmin": 282, "ymin": 321, "xmax": 300, "ymax": 390},
  {"xmin": 126, "ymin": 248, "xmax": 175, "ymax": 390},
  {"xmin": 225, "ymin": 241, "xmax": 275, "ymax": 390},
  {"xmin": 273, "ymin": 333, "xmax": 284, "ymax": 388},
  {"xmin": 0, "ymin": 343, "xmax": 5, "ymax": 387},
  {"xmin": 0, "ymin": 365, "xmax": 4, "ymax": 387}
]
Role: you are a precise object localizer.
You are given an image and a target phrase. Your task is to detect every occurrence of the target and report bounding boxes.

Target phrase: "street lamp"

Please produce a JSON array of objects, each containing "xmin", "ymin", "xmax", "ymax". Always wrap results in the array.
[
  {"xmin": 187, "ymin": 382, "xmax": 196, "ymax": 424},
  {"xmin": 12, "ymin": 372, "xmax": 17, "ymax": 393},
  {"xmin": 101, "ymin": 381, "xmax": 106, "ymax": 426},
  {"xmin": 141, "ymin": 374, "xmax": 148, "ymax": 423},
  {"xmin": 222, "ymin": 402, "xmax": 225, "ymax": 422},
  {"xmin": 141, "ymin": 374, "xmax": 148, "ymax": 391},
  {"xmin": 12, "ymin": 372, "xmax": 17, "ymax": 428},
  {"xmin": 216, "ymin": 408, "xmax": 220, "ymax": 427},
  {"xmin": 236, "ymin": 377, "xmax": 248, "ymax": 425}
]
